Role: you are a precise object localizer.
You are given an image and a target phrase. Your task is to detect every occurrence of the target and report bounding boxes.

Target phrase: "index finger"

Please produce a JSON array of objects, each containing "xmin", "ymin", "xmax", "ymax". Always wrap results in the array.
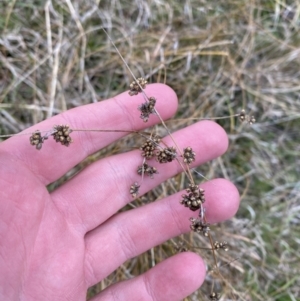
[{"xmin": 0, "ymin": 84, "xmax": 178, "ymax": 185}]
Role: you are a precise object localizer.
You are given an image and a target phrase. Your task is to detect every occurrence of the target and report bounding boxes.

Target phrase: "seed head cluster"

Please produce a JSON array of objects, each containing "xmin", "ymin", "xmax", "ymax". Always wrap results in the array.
[
  {"xmin": 183, "ymin": 147, "xmax": 196, "ymax": 164},
  {"xmin": 209, "ymin": 292, "xmax": 221, "ymax": 300},
  {"xmin": 129, "ymin": 77, "xmax": 147, "ymax": 95},
  {"xmin": 137, "ymin": 162, "xmax": 158, "ymax": 178},
  {"xmin": 52, "ymin": 125, "xmax": 73, "ymax": 146},
  {"xmin": 190, "ymin": 217, "xmax": 210, "ymax": 236},
  {"xmin": 30, "ymin": 130, "xmax": 47, "ymax": 150},
  {"xmin": 140, "ymin": 136, "xmax": 161, "ymax": 159},
  {"xmin": 130, "ymin": 182, "xmax": 140, "ymax": 198},
  {"xmin": 180, "ymin": 184, "xmax": 205, "ymax": 211},
  {"xmin": 156, "ymin": 146, "xmax": 177, "ymax": 163},
  {"xmin": 213, "ymin": 241, "xmax": 229, "ymax": 251},
  {"xmin": 138, "ymin": 96, "xmax": 156, "ymax": 122},
  {"xmin": 239, "ymin": 109, "xmax": 256, "ymax": 125}
]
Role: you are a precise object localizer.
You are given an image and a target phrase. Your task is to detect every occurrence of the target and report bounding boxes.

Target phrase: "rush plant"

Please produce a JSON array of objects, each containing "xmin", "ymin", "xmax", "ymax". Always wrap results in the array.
[{"xmin": 0, "ymin": 28, "xmax": 255, "ymax": 300}]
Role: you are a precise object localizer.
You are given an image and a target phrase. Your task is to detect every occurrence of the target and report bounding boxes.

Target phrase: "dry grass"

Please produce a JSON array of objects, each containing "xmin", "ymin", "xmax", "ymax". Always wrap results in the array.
[{"xmin": 1, "ymin": 0, "xmax": 300, "ymax": 300}]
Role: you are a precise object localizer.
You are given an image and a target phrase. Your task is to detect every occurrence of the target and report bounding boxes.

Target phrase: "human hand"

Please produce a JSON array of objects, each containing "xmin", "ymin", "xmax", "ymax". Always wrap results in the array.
[{"xmin": 0, "ymin": 84, "xmax": 239, "ymax": 301}]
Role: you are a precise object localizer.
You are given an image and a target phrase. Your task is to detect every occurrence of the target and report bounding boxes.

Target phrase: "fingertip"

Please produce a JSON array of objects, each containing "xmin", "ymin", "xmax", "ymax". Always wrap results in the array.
[
  {"xmin": 199, "ymin": 120, "xmax": 229, "ymax": 157},
  {"xmin": 202, "ymin": 178, "xmax": 240, "ymax": 223},
  {"xmin": 146, "ymin": 252, "xmax": 206, "ymax": 300},
  {"xmin": 175, "ymin": 251, "xmax": 206, "ymax": 288}
]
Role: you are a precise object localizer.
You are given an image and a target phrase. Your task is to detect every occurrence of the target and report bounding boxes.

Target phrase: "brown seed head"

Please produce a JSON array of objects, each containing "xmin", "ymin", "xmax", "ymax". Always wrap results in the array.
[
  {"xmin": 130, "ymin": 182, "xmax": 140, "ymax": 198},
  {"xmin": 137, "ymin": 163, "xmax": 158, "ymax": 178},
  {"xmin": 138, "ymin": 96, "xmax": 156, "ymax": 122},
  {"xmin": 156, "ymin": 146, "xmax": 177, "ymax": 163},
  {"xmin": 214, "ymin": 241, "xmax": 229, "ymax": 251},
  {"xmin": 183, "ymin": 147, "xmax": 196, "ymax": 164},
  {"xmin": 209, "ymin": 292, "xmax": 221, "ymax": 300},
  {"xmin": 189, "ymin": 217, "xmax": 210, "ymax": 236},
  {"xmin": 180, "ymin": 184, "xmax": 205, "ymax": 211},
  {"xmin": 140, "ymin": 136, "xmax": 161, "ymax": 159},
  {"xmin": 129, "ymin": 77, "xmax": 147, "ymax": 96},
  {"xmin": 29, "ymin": 130, "xmax": 47, "ymax": 150},
  {"xmin": 52, "ymin": 125, "xmax": 73, "ymax": 146},
  {"xmin": 239, "ymin": 109, "xmax": 256, "ymax": 125}
]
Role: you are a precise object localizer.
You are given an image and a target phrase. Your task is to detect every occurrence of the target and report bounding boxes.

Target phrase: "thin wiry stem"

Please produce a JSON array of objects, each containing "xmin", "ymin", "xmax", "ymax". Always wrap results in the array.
[
  {"xmin": 191, "ymin": 168, "xmax": 211, "ymax": 182},
  {"xmin": 0, "ymin": 128, "xmax": 144, "ymax": 139},
  {"xmin": 72, "ymin": 128, "xmax": 138, "ymax": 134},
  {"xmin": 103, "ymin": 28, "xmax": 188, "ymax": 177},
  {"xmin": 168, "ymin": 113, "xmax": 241, "ymax": 122}
]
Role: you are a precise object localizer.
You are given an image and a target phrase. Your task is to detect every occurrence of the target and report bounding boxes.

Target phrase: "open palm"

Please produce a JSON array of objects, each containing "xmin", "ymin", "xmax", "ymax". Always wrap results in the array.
[{"xmin": 0, "ymin": 84, "xmax": 239, "ymax": 301}]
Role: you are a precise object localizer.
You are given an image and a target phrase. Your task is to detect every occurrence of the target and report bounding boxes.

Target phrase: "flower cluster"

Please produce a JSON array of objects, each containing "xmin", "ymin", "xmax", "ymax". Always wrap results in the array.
[
  {"xmin": 180, "ymin": 184, "xmax": 205, "ymax": 211},
  {"xmin": 138, "ymin": 96, "xmax": 156, "ymax": 122},
  {"xmin": 137, "ymin": 162, "xmax": 158, "ymax": 178},
  {"xmin": 209, "ymin": 292, "xmax": 221, "ymax": 300},
  {"xmin": 52, "ymin": 125, "xmax": 73, "ymax": 146},
  {"xmin": 140, "ymin": 136, "xmax": 161, "ymax": 159},
  {"xmin": 213, "ymin": 241, "xmax": 229, "ymax": 251},
  {"xmin": 183, "ymin": 147, "xmax": 196, "ymax": 164},
  {"xmin": 156, "ymin": 146, "xmax": 177, "ymax": 163},
  {"xmin": 189, "ymin": 217, "xmax": 210, "ymax": 236},
  {"xmin": 130, "ymin": 182, "xmax": 140, "ymax": 198},
  {"xmin": 129, "ymin": 77, "xmax": 147, "ymax": 95},
  {"xmin": 29, "ymin": 130, "xmax": 48, "ymax": 150},
  {"xmin": 128, "ymin": 78, "xmax": 157, "ymax": 122},
  {"xmin": 239, "ymin": 109, "xmax": 256, "ymax": 124}
]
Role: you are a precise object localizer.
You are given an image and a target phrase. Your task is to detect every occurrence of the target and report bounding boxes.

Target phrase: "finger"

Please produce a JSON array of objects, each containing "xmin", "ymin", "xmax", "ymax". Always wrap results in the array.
[
  {"xmin": 84, "ymin": 178, "xmax": 239, "ymax": 285},
  {"xmin": 51, "ymin": 120, "xmax": 228, "ymax": 232},
  {"xmin": 0, "ymin": 84, "xmax": 177, "ymax": 184},
  {"xmin": 88, "ymin": 252, "xmax": 205, "ymax": 301}
]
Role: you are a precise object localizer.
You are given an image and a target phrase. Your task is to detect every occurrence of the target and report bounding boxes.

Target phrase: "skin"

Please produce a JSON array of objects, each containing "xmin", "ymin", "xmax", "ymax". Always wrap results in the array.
[{"xmin": 0, "ymin": 84, "xmax": 239, "ymax": 301}]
